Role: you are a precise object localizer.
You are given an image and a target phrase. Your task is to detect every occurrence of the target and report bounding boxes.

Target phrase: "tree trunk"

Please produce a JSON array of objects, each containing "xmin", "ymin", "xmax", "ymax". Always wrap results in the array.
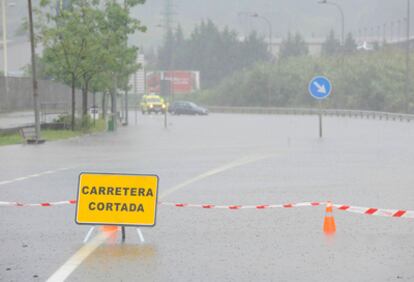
[
  {"xmin": 82, "ymin": 78, "xmax": 91, "ymax": 128},
  {"xmin": 71, "ymin": 75, "xmax": 76, "ymax": 131},
  {"xmin": 102, "ymin": 91, "xmax": 107, "ymax": 120},
  {"xmin": 82, "ymin": 81, "xmax": 89, "ymax": 118},
  {"xmin": 111, "ymin": 90, "xmax": 116, "ymax": 115},
  {"xmin": 124, "ymin": 89, "xmax": 128, "ymax": 125},
  {"xmin": 111, "ymin": 88, "xmax": 117, "ymax": 131}
]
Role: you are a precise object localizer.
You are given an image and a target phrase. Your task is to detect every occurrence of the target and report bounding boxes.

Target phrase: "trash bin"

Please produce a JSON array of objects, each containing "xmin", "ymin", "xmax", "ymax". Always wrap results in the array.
[{"xmin": 107, "ymin": 119, "xmax": 114, "ymax": 132}]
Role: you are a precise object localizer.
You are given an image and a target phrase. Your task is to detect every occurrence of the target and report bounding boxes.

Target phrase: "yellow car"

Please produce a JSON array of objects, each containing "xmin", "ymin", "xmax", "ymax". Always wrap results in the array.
[{"xmin": 140, "ymin": 95, "xmax": 167, "ymax": 114}]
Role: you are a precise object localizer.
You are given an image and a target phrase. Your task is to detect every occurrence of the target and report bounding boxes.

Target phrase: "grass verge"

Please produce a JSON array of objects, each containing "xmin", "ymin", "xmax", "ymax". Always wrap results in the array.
[{"xmin": 0, "ymin": 119, "xmax": 106, "ymax": 146}]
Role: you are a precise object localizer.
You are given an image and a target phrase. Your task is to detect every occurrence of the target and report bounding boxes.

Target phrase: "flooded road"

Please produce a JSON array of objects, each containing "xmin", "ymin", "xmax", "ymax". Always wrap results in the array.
[{"xmin": 1, "ymin": 113, "xmax": 413, "ymax": 281}]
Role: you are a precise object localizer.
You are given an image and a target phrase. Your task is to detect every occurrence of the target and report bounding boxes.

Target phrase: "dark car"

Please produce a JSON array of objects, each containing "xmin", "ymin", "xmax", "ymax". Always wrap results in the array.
[{"xmin": 168, "ymin": 101, "xmax": 208, "ymax": 115}]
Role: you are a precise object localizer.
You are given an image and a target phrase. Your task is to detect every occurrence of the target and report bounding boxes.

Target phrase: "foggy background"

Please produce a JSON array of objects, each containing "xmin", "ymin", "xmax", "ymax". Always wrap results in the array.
[
  {"xmin": 131, "ymin": 0, "xmax": 411, "ymax": 48},
  {"xmin": 1, "ymin": 0, "xmax": 413, "ymax": 48}
]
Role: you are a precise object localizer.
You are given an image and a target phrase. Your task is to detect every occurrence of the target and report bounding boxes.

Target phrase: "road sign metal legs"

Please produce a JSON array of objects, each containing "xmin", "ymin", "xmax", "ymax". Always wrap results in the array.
[
  {"xmin": 121, "ymin": 226, "xmax": 126, "ymax": 243},
  {"xmin": 83, "ymin": 226, "xmax": 96, "ymax": 243},
  {"xmin": 82, "ymin": 226, "xmax": 145, "ymax": 244},
  {"xmin": 136, "ymin": 228, "xmax": 145, "ymax": 243}
]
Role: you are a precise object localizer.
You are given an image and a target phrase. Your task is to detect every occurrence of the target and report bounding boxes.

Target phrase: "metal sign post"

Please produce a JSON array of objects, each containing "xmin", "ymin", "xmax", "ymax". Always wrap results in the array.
[
  {"xmin": 308, "ymin": 76, "xmax": 332, "ymax": 138},
  {"xmin": 318, "ymin": 100, "xmax": 323, "ymax": 138}
]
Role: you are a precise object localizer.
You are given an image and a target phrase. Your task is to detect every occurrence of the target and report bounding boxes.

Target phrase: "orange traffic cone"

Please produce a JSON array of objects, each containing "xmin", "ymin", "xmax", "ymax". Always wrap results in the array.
[
  {"xmin": 323, "ymin": 201, "xmax": 336, "ymax": 235},
  {"xmin": 100, "ymin": 225, "xmax": 119, "ymax": 243},
  {"xmin": 101, "ymin": 225, "xmax": 119, "ymax": 233}
]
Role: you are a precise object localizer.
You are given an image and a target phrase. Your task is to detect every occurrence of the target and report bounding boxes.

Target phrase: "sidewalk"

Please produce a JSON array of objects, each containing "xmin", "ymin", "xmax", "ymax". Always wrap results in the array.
[
  {"xmin": 0, "ymin": 111, "xmax": 35, "ymax": 130},
  {"xmin": 0, "ymin": 111, "xmax": 59, "ymax": 130}
]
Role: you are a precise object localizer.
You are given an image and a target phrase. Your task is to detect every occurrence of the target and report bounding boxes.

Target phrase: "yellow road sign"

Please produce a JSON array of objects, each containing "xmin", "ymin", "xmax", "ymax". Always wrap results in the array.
[{"xmin": 75, "ymin": 173, "xmax": 159, "ymax": 226}]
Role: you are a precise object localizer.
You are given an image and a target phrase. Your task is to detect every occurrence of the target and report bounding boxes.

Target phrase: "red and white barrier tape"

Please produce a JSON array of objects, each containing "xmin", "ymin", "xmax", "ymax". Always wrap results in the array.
[
  {"xmin": 1, "ymin": 200, "xmax": 413, "ymax": 219},
  {"xmin": 0, "ymin": 200, "xmax": 77, "ymax": 207},
  {"xmin": 160, "ymin": 201, "xmax": 324, "ymax": 209},
  {"xmin": 0, "ymin": 200, "xmax": 323, "ymax": 209},
  {"xmin": 333, "ymin": 204, "xmax": 414, "ymax": 219}
]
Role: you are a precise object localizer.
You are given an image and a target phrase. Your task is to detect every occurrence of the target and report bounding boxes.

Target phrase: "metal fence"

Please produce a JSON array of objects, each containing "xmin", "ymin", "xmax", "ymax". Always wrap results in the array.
[
  {"xmin": 208, "ymin": 106, "xmax": 414, "ymax": 122},
  {"xmin": 0, "ymin": 76, "xmax": 84, "ymax": 113}
]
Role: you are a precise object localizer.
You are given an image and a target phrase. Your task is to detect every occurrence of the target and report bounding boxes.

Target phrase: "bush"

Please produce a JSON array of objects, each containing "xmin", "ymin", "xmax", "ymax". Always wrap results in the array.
[
  {"xmin": 53, "ymin": 115, "xmax": 98, "ymax": 131},
  {"xmin": 199, "ymin": 49, "xmax": 414, "ymax": 113}
]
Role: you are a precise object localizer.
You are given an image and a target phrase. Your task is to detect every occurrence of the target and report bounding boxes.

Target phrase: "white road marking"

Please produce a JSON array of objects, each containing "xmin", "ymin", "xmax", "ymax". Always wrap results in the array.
[
  {"xmin": 159, "ymin": 154, "xmax": 275, "ymax": 198},
  {"xmin": 14, "ymin": 177, "xmax": 28, "ymax": 181},
  {"xmin": 0, "ymin": 167, "xmax": 71, "ymax": 186},
  {"xmin": 46, "ymin": 153, "xmax": 278, "ymax": 281},
  {"xmin": 46, "ymin": 231, "xmax": 114, "ymax": 282}
]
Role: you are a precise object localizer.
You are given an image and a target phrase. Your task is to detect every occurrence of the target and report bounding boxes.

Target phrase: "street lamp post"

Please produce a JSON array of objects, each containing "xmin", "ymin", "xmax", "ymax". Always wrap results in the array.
[
  {"xmin": 249, "ymin": 13, "xmax": 272, "ymax": 106},
  {"xmin": 1, "ymin": 0, "xmax": 8, "ymax": 76},
  {"xmin": 156, "ymin": 24, "xmax": 173, "ymax": 128},
  {"xmin": 318, "ymin": 0, "xmax": 345, "ymax": 45},
  {"xmin": 405, "ymin": 0, "xmax": 411, "ymax": 113},
  {"xmin": 250, "ymin": 13, "xmax": 273, "ymax": 56}
]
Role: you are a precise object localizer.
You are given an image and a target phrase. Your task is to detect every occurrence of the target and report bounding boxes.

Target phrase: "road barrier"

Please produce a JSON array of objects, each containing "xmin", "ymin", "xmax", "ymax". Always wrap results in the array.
[
  {"xmin": 208, "ymin": 106, "xmax": 414, "ymax": 122},
  {"xmin": 1, "ymin": 200, "xmax": 413, "ymax": 219}
]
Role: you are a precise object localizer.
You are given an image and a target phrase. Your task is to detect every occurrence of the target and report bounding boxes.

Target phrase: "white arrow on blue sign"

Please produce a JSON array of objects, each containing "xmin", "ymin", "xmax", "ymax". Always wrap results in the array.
[{"xmin": 308, "ymin": 76, "xmax": 332, "ymax": 100}]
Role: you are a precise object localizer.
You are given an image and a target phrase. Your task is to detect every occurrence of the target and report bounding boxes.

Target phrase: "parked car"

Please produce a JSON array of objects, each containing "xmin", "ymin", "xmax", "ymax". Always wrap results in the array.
[{"xmin": 168, "ymin": 101, "xmax": 208, "ymax": 115}]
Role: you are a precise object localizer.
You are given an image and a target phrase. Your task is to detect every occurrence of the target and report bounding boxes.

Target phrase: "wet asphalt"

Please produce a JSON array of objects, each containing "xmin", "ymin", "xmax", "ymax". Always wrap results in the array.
[{"xmin": 0, "ymin": 113, "xmax": 413, "ymax": 281}]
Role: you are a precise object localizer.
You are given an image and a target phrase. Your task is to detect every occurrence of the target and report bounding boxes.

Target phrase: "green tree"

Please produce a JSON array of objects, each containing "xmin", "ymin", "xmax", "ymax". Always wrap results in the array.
[
  {"xmin": 198, "ymin": 49, "xmax": 414, "ymax": 113},
  {"xmin": 342, "ymin": 32, "xmax": 357, "ymax": 54},
  {"xmin": 39, "ymin": 0, "xmax": 94, "ymax": 129},
  {"xmin": 157, "ymin": 28, "xmax": 175, "ymax": 70},
  {"xmin": 96, "ymin": 0, "xmax": 146, "ymax": 125},
  {"xmin": 38, "ymin": 0, "xmax": 146, "ymax": 129},
  {"xmin": 321, "ymin": 30, "xmax": 341, "ymax": 56},
  {"xmin": 279, "ymin": 32, "xmax": 309, "ymax": 59},
  {"xmin": 155, "ymin": 20, "xmax": 270, "ymax": 88}
]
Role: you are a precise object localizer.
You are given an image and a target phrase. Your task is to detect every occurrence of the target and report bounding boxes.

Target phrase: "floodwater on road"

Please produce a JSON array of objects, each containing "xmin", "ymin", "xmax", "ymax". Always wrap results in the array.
[{"xmin": 1, "ymin": 113, "xmax": 413, "ymax": 281}]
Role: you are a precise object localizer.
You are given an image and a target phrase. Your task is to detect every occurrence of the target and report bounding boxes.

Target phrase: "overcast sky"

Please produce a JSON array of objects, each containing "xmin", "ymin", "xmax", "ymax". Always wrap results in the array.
[
  {"xmin": 131, "ymin": 0, "xmax": 412, "ymax": 49},
  {"xmin": 1, "ymin": 1, "xmax": 413, "ymax": 50}
]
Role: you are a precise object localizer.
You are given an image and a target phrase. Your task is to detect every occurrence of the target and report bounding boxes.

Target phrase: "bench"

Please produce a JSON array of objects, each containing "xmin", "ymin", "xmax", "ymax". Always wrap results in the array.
[{"xmin": 19, "ymin": 127, "xmax": 45, "ymax": 144}]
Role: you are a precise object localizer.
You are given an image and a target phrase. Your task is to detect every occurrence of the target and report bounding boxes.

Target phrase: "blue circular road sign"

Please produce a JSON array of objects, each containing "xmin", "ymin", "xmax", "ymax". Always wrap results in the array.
[{"xmin": 308, "ymin": 76, "xmax": 332, "ymax": 100}]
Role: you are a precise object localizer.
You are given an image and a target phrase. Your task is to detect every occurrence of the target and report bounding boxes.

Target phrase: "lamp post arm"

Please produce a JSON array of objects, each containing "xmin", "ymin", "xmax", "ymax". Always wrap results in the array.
[
  {"xmin": 255, "ymin": 15, "xmax": 273, "ymax": 55},
  {"xmin": 262, "ymin": 16, "xmax": 272, "ymax": 56},
  {"xmin": 326, "ymin": 2, "xmax": 345, "ymax": 45}
]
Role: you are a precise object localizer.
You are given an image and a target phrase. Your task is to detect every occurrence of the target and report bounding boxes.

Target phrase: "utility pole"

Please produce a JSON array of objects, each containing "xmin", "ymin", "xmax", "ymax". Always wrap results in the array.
[{"xmin": 28, "ymin": 0, "xmax": 41, "ymax": 142}]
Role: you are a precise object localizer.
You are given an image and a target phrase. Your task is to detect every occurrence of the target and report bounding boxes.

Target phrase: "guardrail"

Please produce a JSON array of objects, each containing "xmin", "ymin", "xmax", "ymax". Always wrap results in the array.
[{"xmin": 208, "ymin": 106, "xmax": 414, "ymax": 122}]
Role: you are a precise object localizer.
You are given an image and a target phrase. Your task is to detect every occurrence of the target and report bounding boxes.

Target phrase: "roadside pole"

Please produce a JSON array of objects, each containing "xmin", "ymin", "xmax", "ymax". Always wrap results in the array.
[
  {"xmin": 2, "ymin": 0, "xmax": 8, "ymax": 77},
  {"xmin": 164, "ymin": 107, "xmax": 167, "ymax": 128},
  {"xmin": 125, "ymin": 89, "xmax": 129, "ymax": 125},
  {"xmin": 134, "ymin": 71, "xmax": 138, "ymax": 125},
  {"xmin": 318, "ymin": 101, "xmax": 323, "ymax": 138},
  {"xmin": 28, "ymin": 0, "xmax": 41, "ymax": 142},
  {"xmin": 165, "ymin": 76, "xmax": 171, "ymax": 129},
  {"xmin": 135, "ymin": 95, "xmax": 138, "ymax": 125},
  {"xmin": 405, "ymin": 0, "xmax": 411, "ymax": 113},
  {"xmin": 308, "ymin": 76, "xmax": 332, "ymax": 138},
  {"xmin": 93, "ymin": 92, "xmax": 96, "ymax": 127}
]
